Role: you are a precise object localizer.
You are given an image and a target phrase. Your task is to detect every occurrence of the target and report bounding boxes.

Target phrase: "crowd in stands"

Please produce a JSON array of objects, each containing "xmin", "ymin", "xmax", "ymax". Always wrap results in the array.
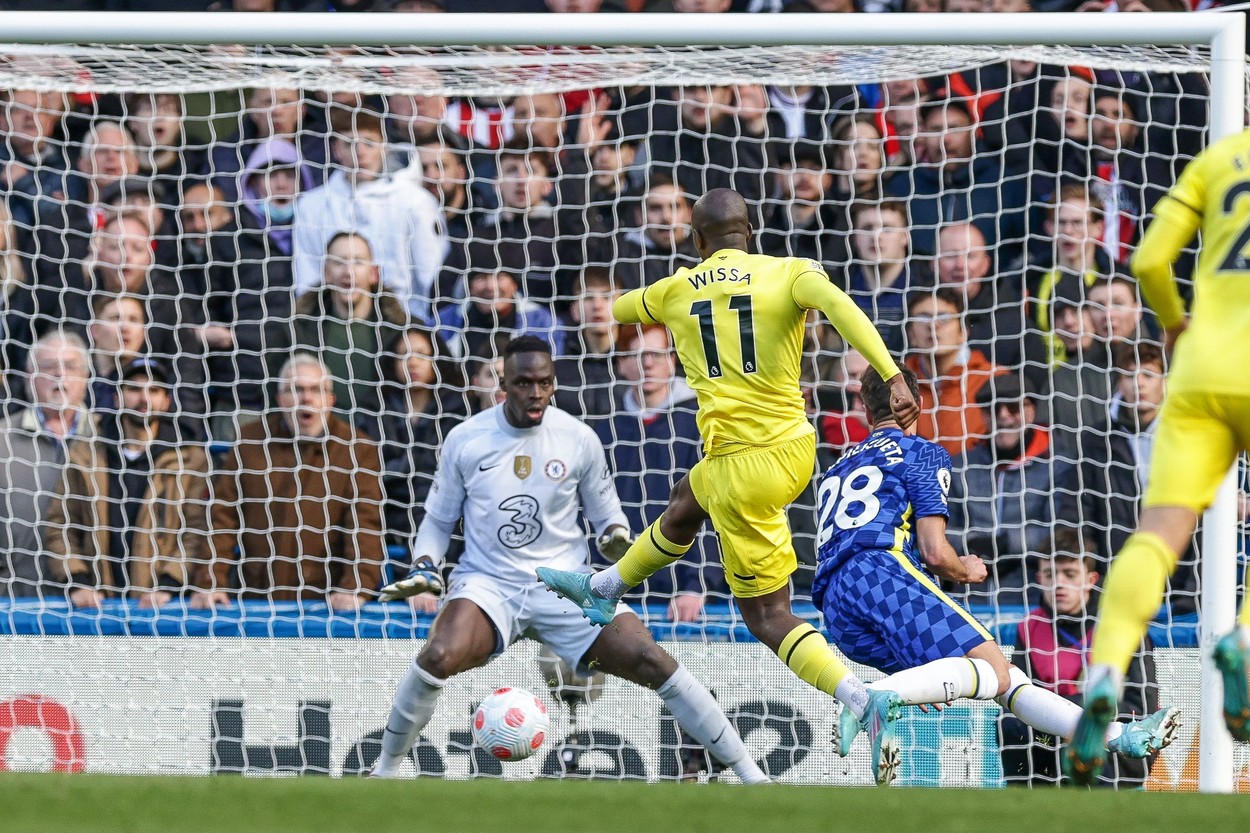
[{"xmin": 0, "ymin": 0, "xmax": 1241, "ymax": 634}]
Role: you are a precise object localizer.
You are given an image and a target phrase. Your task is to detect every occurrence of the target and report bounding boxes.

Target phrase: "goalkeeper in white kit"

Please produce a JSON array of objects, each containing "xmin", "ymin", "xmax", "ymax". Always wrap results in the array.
[{"xmin": 372, "ymin": 336, "xmax": 768, "ymax": 783}]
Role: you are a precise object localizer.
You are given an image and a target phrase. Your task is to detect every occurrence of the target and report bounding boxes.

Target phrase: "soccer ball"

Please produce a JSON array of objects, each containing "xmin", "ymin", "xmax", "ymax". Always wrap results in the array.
[{"xmin": 472, "ymin": 687, "xmax": 550, "ymax": 761}]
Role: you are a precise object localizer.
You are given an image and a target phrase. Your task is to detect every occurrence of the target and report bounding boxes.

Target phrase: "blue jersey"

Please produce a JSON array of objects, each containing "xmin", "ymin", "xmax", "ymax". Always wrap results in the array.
[{"xmin": 811, "ymin": 427, "xmax": 953, "ymax": 606}]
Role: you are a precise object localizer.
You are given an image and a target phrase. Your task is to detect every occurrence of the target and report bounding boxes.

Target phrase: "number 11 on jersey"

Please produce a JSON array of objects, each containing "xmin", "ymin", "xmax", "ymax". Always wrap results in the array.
[{"xmin": 689, "ymin": 295, "xmax": 758, "ymax": 378}]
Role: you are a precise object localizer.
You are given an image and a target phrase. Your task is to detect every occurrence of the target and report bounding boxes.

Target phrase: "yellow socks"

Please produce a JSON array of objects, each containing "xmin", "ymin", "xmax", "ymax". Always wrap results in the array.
[
  {"xmin": 615, "ymin": 518, "xmax": 693, "ymax": 587},
  {"xmin": 778, "ymin": 622, "xmax": 852, "ymax": 697},
  {"xmin": 1091, "ymin": 531, "xmax": 1179, "ymax": 673}
]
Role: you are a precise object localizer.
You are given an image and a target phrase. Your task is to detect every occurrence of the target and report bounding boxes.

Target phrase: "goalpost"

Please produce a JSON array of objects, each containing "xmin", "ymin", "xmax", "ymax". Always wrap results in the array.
[{"xmin": 0, "ymin": 9, "xmax": 1243, "ymax": 791}]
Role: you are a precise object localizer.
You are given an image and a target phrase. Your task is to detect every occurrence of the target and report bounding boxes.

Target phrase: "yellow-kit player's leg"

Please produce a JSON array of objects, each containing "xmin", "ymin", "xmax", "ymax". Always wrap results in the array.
[
  {"xmin": 779, "ymin": 621, "xmax": 853, "ymax": 696},
  {"xmin": 1095, "ymin": 389, "xmax": 1243, "ymax": 672},
  {"xmin": 1069, "ymin": 390, "xmax": 1239, "ymax": 782},
  {"xmin": 1089, "ymin": 531, "xmax": 1179, "ymax": 674},
  {"xmin": 615, "ymin": 518, "xmax": 693, "ymax": 587}
]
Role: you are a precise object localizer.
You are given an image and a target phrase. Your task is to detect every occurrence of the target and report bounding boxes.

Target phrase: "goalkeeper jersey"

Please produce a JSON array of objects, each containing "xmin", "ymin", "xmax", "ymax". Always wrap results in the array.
[{"xmin": 421, "ymin": 405, "xmax": 628, "ymax": 585}]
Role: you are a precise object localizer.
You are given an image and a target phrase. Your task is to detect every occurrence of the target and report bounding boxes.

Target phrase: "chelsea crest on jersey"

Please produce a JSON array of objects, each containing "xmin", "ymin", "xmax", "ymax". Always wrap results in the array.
[{"xmin": 421, "ymin": 405, "xmax": 628, "ymax": 585}]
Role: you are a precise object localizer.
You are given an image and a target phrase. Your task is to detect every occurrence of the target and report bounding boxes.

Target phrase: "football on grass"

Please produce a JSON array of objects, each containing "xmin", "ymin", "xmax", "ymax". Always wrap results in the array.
[{"xmin": 472, "ymin": 687, "xmax": 550, "ymax": 761}]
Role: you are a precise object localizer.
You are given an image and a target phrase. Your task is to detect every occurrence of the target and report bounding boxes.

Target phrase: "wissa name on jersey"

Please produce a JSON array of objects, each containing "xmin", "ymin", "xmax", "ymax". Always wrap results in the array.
[{"xmin": 685, "ymin": 266, "xmax": 752, "ymax": 289}]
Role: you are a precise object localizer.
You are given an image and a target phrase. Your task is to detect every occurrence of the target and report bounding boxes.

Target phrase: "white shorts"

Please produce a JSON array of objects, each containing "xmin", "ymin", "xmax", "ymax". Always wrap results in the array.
[{"xmin": 445, "ymin": 570, "xmax": 633, "ymax": 670}]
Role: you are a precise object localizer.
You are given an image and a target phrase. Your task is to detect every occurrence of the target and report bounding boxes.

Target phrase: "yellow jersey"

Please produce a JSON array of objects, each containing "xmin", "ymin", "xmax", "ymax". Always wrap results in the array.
[
  {"xmin": 614, "ymin": 248, "xmax": 898, "ymax": 454},
  {"xmin": 1132, "ymin": 129, "xmax": 1250, "ymax": 396}
]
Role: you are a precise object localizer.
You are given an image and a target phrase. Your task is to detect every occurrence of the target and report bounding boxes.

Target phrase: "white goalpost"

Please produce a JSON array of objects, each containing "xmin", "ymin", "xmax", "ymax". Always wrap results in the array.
[{"xmin": 0, "ymin": 9, "xmax": 1243, "ymax": 791}]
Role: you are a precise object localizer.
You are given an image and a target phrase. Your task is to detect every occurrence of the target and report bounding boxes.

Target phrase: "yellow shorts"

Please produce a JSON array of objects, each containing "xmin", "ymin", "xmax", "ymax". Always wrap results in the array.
[
  {"xmin": 688, "ymin": 431, "xmax": 815, "ymax": 599},
  {"xmin": 1144, "ymin": 390, "xmax": 1250, "ymax": 513}
]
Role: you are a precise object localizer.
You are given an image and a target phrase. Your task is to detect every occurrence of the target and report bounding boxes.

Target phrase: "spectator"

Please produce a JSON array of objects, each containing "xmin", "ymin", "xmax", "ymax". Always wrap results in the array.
[
  {"xmin": 510, "ymin": 93, "xmax": 569, "ymax": 154},
  {"xmin": 198, "ymin": 138, "xmax": 308, "ymax": 441},
  {"xmin": 1090, "ymin": 85, "xmax": 1171, "ymax": 262},
  {"xmin": 0, "ymin": 199, "xmax": 32, "ymax": 395},
  {"xmin": 614, "ymin": 176, "xmax": 701, "ymax": 289},
  {"xmin": 816, "ymin": 347, "xmax": 870, "ymax": 466},
  {"xmin": 646, "ymin": 84, "xmax": 770, "ymax": 215},
  {"xmin": 416, "ymin": 139, "xmax": 482, "ymax": 305},
  {"xmin": 1035, "ymin": 72, "xmax": 1096, "ymax": 200},
  {"xmin": 874, "ymin": 78, "xmax": 933, "ymax": 170},
  {"xmin": 932, "ymin": 220, "xmax": 1043, "ymax": 378},
  {"xmin": 14, "ymin": 121, "xmax": 141, "ymax": 366},
  {"xmin": 0, "ymin": 331, "xmax": 91, "ymax": 599},
  {"xmin": 83, "ymin": 210, "xmax": 208, "ymax": 436},
  {"xmin": 96, "ymin": 176, "xmax": 182, "ymax": 272},
  {"xmin": 978, "ymin": 59, "xmax": 1053, "ymax": 175},
  {"xmin": 206, "ymin": 86, "xmax": 327, "ymax": 204},
  {"xmin": 176, "ymin": 181, "xmax": 232, "ymax": 298},
  {"xmin": 383, "ymin": 68, "xmax": 466, "ymax": 150},
  {"xmin": 554, "ymin": 266, "xmax": 624, "ymax": 423},
  {"xmin": 376, "ymin": 325, "xmax": 466, "ymax": 550},
  {"xmin": 85, "ymin": 293, "xmax": 146, "ymax": 417},
  {"xmin": 948, "ymin": 374, "xmax": 1076, "ymax": 608},
  {"xmin": 885, "ymin": 95, "xmax": 1027, "ymax": 256},
  {"xmin": 294, "ymin": 231, "xmax": 409, "ymax": 433},
  {"xmin": 292, "ymin": 107, "xmax": 447, "ymax": 320},
  {"xmin": 904, "ymin": 288, "xmax": 1003, "ymax": 457},
  {"xmin": 44, "ymin": 358, "xmax": 211, "ymax": 610},
  {"xmin": 844, "ymin": 201, "xmax": 930, "ymax": 355},
  {"xmin": 124, "ymin": 92, "xmax": 208, "ymax": 201},
  {"xmin": 1088, "ymin": 274, "xmax": 1152, "ymax": 348},
  {"xmin": 189, "ymin": 354, "xmax": 384, "ymax": 610},
  {"xmin": 467, "ymin": 140, "xmax": 559, "ymax": 302},
  {"xmin": 554, "ymin": 102, "xmax": 642, "ymax": 292},
  {"xmin": 820, "ymin": 113, "xmax": 890, "ymax": 269},
  {"xmin": 1048, "ymin": 295, "xmax": 1113, "ymax": 455},
  {"xmin": 0, "ymin": 88, "xmax": 70, "ymax": 228},
  {"xmin": 465, "ymin": 353, "xmax": 506, "ymax": 414},
  {"xmin": 765, "ymin": 83, "xmax": 857, "ymax": 147},
  {"xmin": 1073, "ymin": 342, "xmax": 1197, "ymax": 608},
  {"xmin": 435, "ymin": 240, "xmax": 563, "ymax": 360},
  {"xmin": 1027, "ymin": 185, "xmax": 1128, "ymax": 366},
  {"xmin": 759, "ymin": 143, "xmax": 841, "ymax": 264},
  {"xmin": 829, "ymin": 113, "xmax": 891, "ymax": 205},
  {"xmin": 1000, "ymin": 528, "xmax": 1161, "ymax": 787},
  {"xmin": 599, "ymin": 324, "xmax": 725, "ymax": 621}
]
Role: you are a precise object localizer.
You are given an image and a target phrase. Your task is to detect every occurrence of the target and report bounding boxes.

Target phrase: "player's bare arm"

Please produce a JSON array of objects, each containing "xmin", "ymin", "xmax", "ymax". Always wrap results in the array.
[{"xmin": 915, "ymin": 515, "xmax": 986, "ymax": 584}]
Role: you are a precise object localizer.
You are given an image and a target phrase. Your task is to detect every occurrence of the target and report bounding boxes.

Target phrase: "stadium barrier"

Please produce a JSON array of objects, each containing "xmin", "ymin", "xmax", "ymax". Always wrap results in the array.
[{"xmin": 0, "ymin": 603, "xmax": 1221, "ymax": 788}]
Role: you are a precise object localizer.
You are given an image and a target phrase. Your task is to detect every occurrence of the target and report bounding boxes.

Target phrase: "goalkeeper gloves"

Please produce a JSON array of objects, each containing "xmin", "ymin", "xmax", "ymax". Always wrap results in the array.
[
  {"xmin": 596, "ymin": 527, "xmax": 635, "ymax": 563},
  {"xmin": 379, "ymin": 557, "xmax": 445, "ymax": 602}
]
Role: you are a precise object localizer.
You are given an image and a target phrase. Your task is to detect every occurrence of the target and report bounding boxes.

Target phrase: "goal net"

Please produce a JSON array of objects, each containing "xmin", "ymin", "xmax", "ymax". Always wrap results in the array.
[{"xmin": 0, "ymin": 14, "xmax": 1243, "ymax": 788}]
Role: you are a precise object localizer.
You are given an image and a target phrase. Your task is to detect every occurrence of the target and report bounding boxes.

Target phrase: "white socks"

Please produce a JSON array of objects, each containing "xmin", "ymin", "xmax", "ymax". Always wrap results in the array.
[
  {"xmin": 373, "ymin": 659, "xmax": 446, "ymax": 777},
  {"xmin": 834, "ymin": 676, "xmax": 870, "ymax": 719},
  {"xmin": 657, "ymin": 666, "xmax": 770, "ymax": 784},
  {"xmin": 997, "ymin": 666, "xmax": 1123, "ymax": 745},
  {"xmin": 590, "ymin": 565, "xmax": 629, "ymax": 601},
  {"xmin": 869, "ymin": 657, "xmax": 1000, "ymax": 705}
]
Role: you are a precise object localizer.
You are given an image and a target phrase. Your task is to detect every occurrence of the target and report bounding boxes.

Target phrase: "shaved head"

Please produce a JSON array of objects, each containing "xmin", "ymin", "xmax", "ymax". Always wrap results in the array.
[{"xmin": 690, "ymin": 188, "xmax": 751, "ymax": 256}]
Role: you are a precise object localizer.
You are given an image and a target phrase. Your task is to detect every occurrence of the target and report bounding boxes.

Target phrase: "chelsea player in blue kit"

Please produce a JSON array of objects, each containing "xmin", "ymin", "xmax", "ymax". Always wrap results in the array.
[{"xmin": 815, "ymin": 366, "xmax": 1179, "ymax": 778}]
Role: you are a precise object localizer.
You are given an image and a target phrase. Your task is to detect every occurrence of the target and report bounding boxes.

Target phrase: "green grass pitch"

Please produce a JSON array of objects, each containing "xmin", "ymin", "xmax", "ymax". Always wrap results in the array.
[{"xmin": 0, "ymin": 773, "xmax": 1244, "ymax": 833}]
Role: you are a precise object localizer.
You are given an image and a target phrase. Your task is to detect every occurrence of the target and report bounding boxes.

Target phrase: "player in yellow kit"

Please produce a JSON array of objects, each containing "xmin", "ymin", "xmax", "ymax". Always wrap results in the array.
[
  {"xmin": 1066, "ymin": 129, "xmax": 1250, "ymax": 784},
  {"xmin": 539, "ymin": 188, "xmax": 920, "ymax": 783}
]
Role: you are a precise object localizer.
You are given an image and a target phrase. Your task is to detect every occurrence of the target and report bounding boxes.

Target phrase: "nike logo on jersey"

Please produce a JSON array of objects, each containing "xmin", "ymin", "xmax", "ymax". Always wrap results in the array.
[{"xmin": 479, "ymin": 461, "xmax": 502, "ymax": 471}]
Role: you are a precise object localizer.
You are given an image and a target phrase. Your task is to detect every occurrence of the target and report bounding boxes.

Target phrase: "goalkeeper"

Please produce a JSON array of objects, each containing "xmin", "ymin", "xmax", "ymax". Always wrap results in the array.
[{"xmin": 372, "ymin": 336, "xmax": 768, "ymax": 784}]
